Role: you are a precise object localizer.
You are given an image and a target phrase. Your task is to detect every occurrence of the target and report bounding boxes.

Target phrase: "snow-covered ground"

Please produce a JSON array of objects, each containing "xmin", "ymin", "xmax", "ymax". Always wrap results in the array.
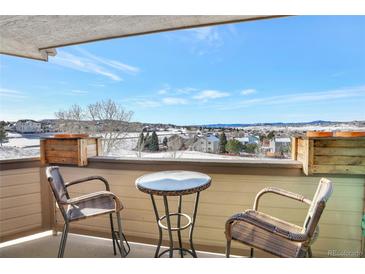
[
  {"xmin": 0, "ymin": 132, "xmax": 270, "ymax": 161},
  {"xmin": 0, "ymin": 132, "xmax": 54, "ymax": 159},
  {"xmin": 0, "ymin": 146, "xmax": 40, "ymax": 159},
  {"xmin": 3, "ymin": 132, "xmax": 55, "ymax": 148},
  {"xmin": 106, "ymin": 149, "xmax": 279, "ymax": 161},
  {"xmin": 3, "ymin": 125, "xmax": 363, "ymax": 161}
]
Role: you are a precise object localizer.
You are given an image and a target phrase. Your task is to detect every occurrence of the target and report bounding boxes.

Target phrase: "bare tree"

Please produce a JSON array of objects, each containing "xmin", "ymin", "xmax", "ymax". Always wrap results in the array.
[
  {"xmin": 87, "ymin": 100, "xmax": 134, "ymax": 154},
  {"xmin": 55, "ymin": 104, "xmax": 85, "ymax": 133},
  {"xmin": 55, "ymin": 99, "xmax": 134, "ymax": 154}
]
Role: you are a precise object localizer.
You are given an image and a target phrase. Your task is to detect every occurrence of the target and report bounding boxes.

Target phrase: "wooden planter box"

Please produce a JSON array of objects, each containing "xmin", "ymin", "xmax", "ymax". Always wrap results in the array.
[
  {"xmin": 292, "ymin": 136, "xmax": 365, "ymax": 175},
  {"xmin": 40, "ymin": 136, "xmax": 102, "ymax": 167}
]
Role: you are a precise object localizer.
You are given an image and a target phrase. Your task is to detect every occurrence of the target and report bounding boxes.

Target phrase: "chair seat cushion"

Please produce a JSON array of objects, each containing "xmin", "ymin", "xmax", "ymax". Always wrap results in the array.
[
  {"xmin": 66, "ymin": 192, "xmax": 116, "ymax": 221},
  {"xmin": 230, "ymin": 210, "xmax": 307, "ymax": 257}
]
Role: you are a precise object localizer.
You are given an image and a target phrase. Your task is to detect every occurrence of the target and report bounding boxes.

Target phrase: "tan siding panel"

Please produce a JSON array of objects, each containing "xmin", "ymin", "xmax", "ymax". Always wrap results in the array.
[
  {"xmin": 52, "ymin": 166, "xmax": 365, "ymax": 257},
  {"xmin": 0, "ymin": 183, "xmax": 40, "ymax": 199},
  {"xmin": 0, "ymin": 167, "xmax": 43, "ymax": 241},
  {"xmin": 0, "ymin": 213, "xmax": 42, "ymax": 234},
  {"xmin": 0, "ymin": 203, "xmax": 41, "ymax": 221}
]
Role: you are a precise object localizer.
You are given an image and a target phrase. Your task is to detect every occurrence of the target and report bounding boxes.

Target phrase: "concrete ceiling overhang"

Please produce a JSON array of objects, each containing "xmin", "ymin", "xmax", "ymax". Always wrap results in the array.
[{"xmin": 0, "ymin": 15, "xmax": 282, "ymax": 61}]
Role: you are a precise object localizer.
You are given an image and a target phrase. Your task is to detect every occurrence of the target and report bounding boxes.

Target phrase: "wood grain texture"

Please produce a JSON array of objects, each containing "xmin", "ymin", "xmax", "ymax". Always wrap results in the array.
[{"xmin": 293, "ymin": 137, "xmax": 365, "ymax": 175}]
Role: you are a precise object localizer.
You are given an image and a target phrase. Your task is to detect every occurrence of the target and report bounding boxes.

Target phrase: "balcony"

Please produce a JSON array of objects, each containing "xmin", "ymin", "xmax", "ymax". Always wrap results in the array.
[{"xmin": 1, "ymin": 156, "xmax": 364, "ymax": 258}]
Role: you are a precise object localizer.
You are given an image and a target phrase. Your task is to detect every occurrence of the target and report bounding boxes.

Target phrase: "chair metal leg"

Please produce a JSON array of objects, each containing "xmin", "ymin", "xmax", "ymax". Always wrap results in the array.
[
  {"xmin": 58, "ymin": 223, "xmax": 69, "ymax": 258},
  {"xmin": 226, "ymin": 240, "xmax": 231, "ymax": 258},
  {"xmin": 250, "ymin": 248, "xmax": 254, "ymax": 258},
  {"xmin": 109, "ymin": 213, "xmax": 117, "ymax": 256},
  {"xmin": 177, "ymin": 195, "xmax": 184, "ymax": 258},
  {"xmin": 116, "ymin": 211, "xmax": 128, "ymax": 258},
  {"xmin": 163, "ymin": 196, "xmax": 174, "ymax": 258},
  {"xmin": 307, "ymin": 246, "xmax": 313, "ymax": 258}
]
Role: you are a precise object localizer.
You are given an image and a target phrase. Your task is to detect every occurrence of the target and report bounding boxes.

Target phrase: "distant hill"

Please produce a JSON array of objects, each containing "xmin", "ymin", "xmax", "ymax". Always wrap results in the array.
[{"xmin": 197, "ymin": 120, "xmax": 365, "ymax": 128}]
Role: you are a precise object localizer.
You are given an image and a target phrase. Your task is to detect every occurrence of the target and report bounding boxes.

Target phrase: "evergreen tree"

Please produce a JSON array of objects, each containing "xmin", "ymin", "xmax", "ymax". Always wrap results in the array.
[
  {"xmin": 0, "ymin": 124, "xmax": 8, "ymax": 146},
  {"xmin": 225, "ymin": 139, "xmax": 243, "ymax": 155},
  {"xmin": 218, "ymin": 132, "xmax": 227, "ymax": 153},
  {"xmin": 243, "ymin": 143, "xmax": 258, "ymax": 154},
  {"xmin": 267, "ymin": 131, "xmax": 275, "ymax": 140},
  {"xmin": 162, "ymin": 136, "xmax": 168, "ymax": 146},
  {"xmin": 259, "ymin": 134, "xmax": 266, "ymax": 143},
  {"xmin": 144, "ymin": 132, "xmax": 151, "ymax": 150},
  {"xmin": 136, "ymin": 132, "xmax": 144, "ymax": 151},
  {"xmin": 149, "ymin": 131, "xmax": 159, "ymax": 151}
]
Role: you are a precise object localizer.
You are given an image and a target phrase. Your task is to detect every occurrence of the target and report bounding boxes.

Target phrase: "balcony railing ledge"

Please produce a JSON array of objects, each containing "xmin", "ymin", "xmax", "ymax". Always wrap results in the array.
[
  {"xmin": 89, "ymin": 156, "xmax": 303, "ymax": 168},
  {"xmin": 0, "ymin": 157, "xmax": 41, "ymax": 171},
  {"xmin": 2, "ymin": 156, "xmax": 364, "ymax": 178},
  {"xmin": 87, "ymin": 156, "xmax": 304, "ymax": 176},
  {"xmin": 1, "ymin": 156, "xmax": 304, "ymax": 176}
]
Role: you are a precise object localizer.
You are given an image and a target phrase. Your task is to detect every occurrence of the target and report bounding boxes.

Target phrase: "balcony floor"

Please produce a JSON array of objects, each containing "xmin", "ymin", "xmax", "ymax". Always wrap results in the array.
[{"xmin": 0, "ymin": 231, "xmax": 229, "ymax": 258}]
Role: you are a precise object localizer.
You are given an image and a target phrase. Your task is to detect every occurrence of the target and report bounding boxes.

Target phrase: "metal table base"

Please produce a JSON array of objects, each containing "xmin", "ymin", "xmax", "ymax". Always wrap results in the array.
[{"xmin": 150, "ymin": 192, "xmax": 200, "ymax": 258}]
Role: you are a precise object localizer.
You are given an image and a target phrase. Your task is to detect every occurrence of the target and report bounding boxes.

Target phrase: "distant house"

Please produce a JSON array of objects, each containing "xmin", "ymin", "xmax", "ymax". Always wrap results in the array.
[
  {"xmin": 4, "ymin": 123, "xmax": 16, "ymax": 132},
  {"xmin": 236, "ymin": 135, "xmax": 259, "ymax": 145},
  {"xmin": 192, "ymin": 135, "xmax": 219, "ymax": 153},
  {"xmin": 269, "ymin": 137, "xmax": 291, "ymax": 154},
  {"xmin": 167, "ymin": 134, "xmax": 196, "ymax": 151},
  {"xmin": 15, "ymin": 120, "xmax": 42, "ymax": 133}
]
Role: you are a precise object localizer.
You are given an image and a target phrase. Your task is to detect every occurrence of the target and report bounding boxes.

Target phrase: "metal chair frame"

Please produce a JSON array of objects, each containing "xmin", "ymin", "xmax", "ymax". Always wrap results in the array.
[{"xmin": 46, "ymin": 166, "xmax": 130, "ymax": 258}]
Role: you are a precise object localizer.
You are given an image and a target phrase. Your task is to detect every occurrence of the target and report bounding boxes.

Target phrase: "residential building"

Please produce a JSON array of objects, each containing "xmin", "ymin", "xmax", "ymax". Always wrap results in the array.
[
  {"xmin": 15, "ymin": 119, "xmax": 42, "ymax": 133},
  {"xmin": 192, "ymin": 135, "xmax": 219, "ymax": 153},
  {"xmin": 236, "ymin": 135, "xmax": 260, "ymax": 145},
  {"xmin": 270, "ymin": 137, "xmax": 291, "ymax": 154}
]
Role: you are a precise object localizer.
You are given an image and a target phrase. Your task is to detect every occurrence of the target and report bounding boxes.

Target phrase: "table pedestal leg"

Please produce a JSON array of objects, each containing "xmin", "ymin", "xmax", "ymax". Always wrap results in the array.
[
  {"xmin": 163, "ymin": 196, "xmax": 174, "ymax": 258},
  {"xmin": 177, "ymin": 195, "xmax": 184, "ymax": 258},
  {"xmin": 150, "ymin": 192, "xmax": 201, "ymax": 258},
  {"xmin": 189, "ymin": 192, "xmax": 200, "ymax": 258},
  {"xmin": 150, "ymin": 194, "xmax": 162, "ymax": 258}
]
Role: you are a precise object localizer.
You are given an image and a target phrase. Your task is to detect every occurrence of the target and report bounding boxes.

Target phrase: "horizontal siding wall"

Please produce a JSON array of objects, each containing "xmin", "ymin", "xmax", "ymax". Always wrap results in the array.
[
  {"xmin": 0, "ymin": 167, "xmax": 43, "ymax": 241},
  {"xmin": 57, "ymin": 166, "xmax": 365, "ymax": 258}
]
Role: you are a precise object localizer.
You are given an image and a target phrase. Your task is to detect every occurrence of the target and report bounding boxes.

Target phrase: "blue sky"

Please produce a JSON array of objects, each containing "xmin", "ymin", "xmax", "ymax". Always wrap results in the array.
[{"xmin": 1, "ymin": 16, "xmax": 365, "ymax": 125}]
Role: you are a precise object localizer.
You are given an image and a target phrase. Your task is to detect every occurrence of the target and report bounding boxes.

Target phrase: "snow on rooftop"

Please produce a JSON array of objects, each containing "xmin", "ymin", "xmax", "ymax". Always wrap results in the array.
[{"xmin": 274, "ymin": 137, "xmax": 291, "ymax": 142}]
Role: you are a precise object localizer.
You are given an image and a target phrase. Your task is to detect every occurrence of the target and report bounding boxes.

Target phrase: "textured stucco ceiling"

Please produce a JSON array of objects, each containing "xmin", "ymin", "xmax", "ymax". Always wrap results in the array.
[{"xmin": 0, "ymin": 15, "xmax": 281, "ymax": 61}]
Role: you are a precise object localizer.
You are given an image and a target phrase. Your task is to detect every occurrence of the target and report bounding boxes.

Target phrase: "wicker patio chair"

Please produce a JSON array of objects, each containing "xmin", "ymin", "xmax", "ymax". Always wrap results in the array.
[
  {"xmin": 225, "ymin": 178, "xmax": 333, "ymax": 258},
  {"xmin": 46, "ymin": 166, "xmax": 130, "ymax": 258}
]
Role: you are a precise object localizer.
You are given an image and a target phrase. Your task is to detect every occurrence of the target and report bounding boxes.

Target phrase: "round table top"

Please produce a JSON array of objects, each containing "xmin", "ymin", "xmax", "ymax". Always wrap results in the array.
[{"xmin": 135, "ymin": 170, "xmax": 211, "ymax": 196}]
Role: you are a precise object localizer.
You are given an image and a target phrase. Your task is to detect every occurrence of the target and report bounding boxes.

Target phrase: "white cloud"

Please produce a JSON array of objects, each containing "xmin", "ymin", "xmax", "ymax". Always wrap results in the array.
[
  {"xmin": 241, "ymin": 89, "xmax": 257, "ymax": 95},
  {"xmin": 175, "ymin": 87, "xmax": 198, "ymax": 94},
  {"xmin": 70, "ymin": 89, "xmax": 88, "ymax": 95},
  {"xmin": 223, "ymin": 85, "xmax": 365, "ymax": 110},
  {"xmin": 158, "ymin": 89, "xmax": 168, "ymax": 95},
  {"xmin": 193, "ymin": 90, "xmax": 230, "ymax": 101},
  {"xmin": 157, "ymin": 86, "xmax": 198, "ymax": 96},
  {"xmin": 162, "ymin": 97, "xmax": 188, "ymax": 105},
  {"xmin": 51, "ymin": 51, "xmax": 122, "ymax": 81},
  {"xmin": 0, "ymin": 88, "xmax": 27, "ymax": 99},
  {"xmin": 136, "ymin": 100, "xmax": 161, "ymax": 108},
  {"xmin": 90, "ymin": 83, "xmax": 105, "ymax": 87},
  {"xmin": 51, "ymin": 48, "xmax": 140, "ymax": 82},
  {"xmin": 172, "ymin": 26, "xmax": 223, "ymax": 55},
  {"xmin": 190, "ymin": 27, "xmax": 221, "ymax": 45},
  {"xmin": 75, "ymin": 47, "xmax": 140, "ymax": 74},
  {"xmin": 227, "ymin": 24, "xmax": 238, "ymax": 36}
]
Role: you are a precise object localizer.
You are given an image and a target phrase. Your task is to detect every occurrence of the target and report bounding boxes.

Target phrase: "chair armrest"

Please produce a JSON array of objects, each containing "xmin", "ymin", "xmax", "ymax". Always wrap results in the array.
[
  {"xmin": 67, "ymin": 191, "xmax": 123, "ymax": 211},
  {"xmin": 225, "ymin": 212, "xmax": 308, "ymax": 242},
  {"xmin": 65, "ymin": 176, "xmax": 110, "ymax": 191},
  {"xmin": 253, "ymin": 187, "xmax": 312, "ymax": 210}
]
